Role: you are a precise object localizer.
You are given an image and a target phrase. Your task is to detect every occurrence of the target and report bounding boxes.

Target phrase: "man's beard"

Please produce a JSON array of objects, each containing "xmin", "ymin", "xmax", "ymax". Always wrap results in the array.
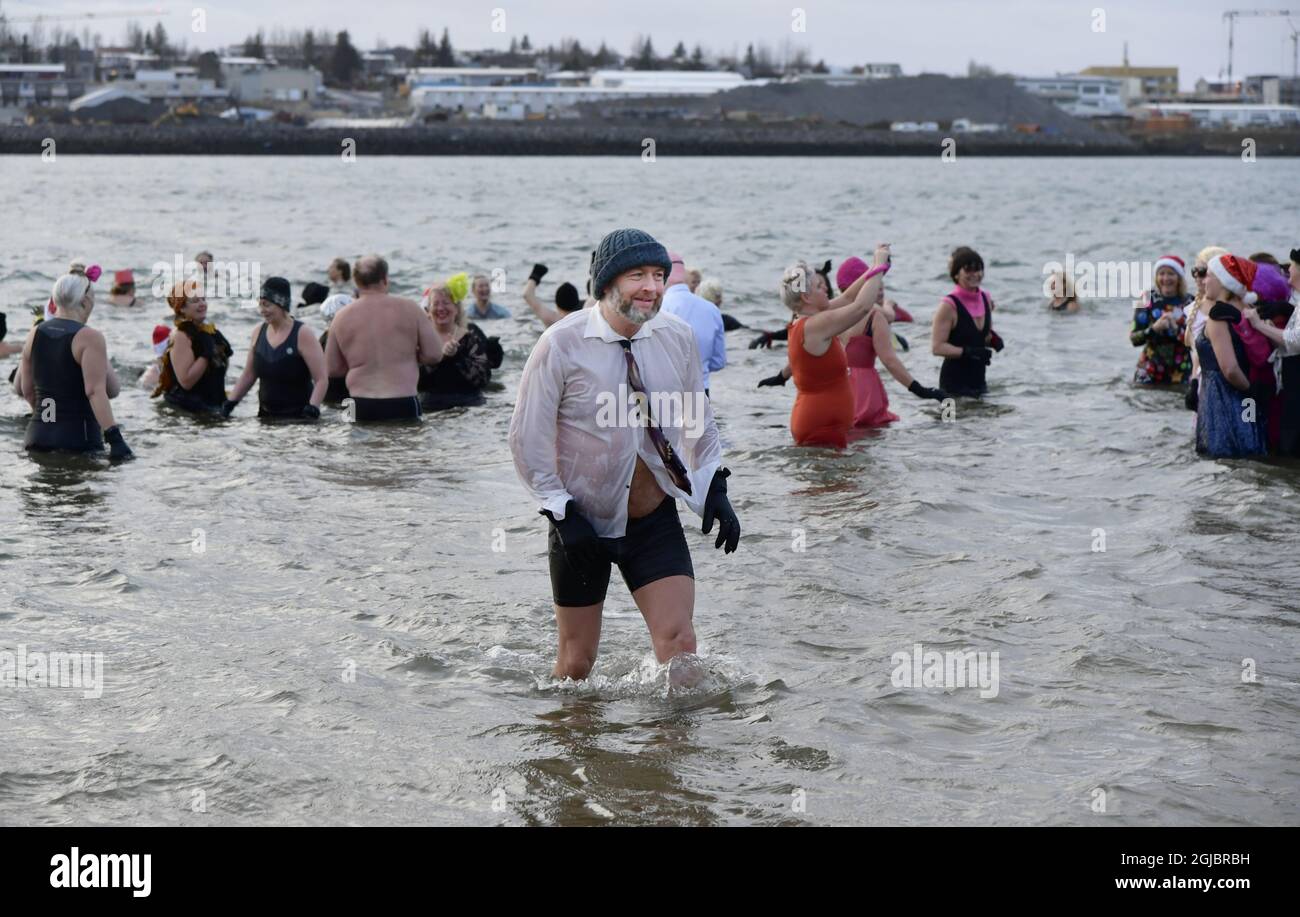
[{"xmin": 610, "ymin": 288, "xmax": 661, "ymax": 325}]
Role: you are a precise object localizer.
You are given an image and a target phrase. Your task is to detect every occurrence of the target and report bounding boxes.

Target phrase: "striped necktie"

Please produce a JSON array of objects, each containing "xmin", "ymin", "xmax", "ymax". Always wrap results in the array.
[{"xmin": 619, "ymin": 339, "xmax": 692, "ymax": 495}]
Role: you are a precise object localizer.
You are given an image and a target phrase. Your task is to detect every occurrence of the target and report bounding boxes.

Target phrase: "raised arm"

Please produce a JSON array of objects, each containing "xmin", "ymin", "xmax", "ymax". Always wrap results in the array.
[{"xmin": 523, "ymin": 280, "xmax": 561, "ymax": 327}]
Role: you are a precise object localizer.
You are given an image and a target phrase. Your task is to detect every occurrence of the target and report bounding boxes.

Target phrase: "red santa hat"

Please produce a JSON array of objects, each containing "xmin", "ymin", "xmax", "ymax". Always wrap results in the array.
[
  {"xmin": 1207, "ymin": 254, "xmax": 1259, "ymax": 305},
  {"xmin": 1153, "ymin": 254, "xmax": 1186, "ymax": 280},
  {"xmin": 151, "ymin": 324, "xmax": 171, "ymax": 357}
]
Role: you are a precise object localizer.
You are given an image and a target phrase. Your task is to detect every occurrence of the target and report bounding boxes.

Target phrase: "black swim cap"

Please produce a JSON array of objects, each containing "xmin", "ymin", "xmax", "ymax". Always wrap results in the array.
[
  {"xmin": 261, "ymin": 276, "xmax": 292, "ymax": 310},
  {"xmin": 556, "ymin": 282, "xmax": 581, "ymax": 312},
  {"xmin": 301, "ymin": 281, "xmax": 329, "ymax": 306}
]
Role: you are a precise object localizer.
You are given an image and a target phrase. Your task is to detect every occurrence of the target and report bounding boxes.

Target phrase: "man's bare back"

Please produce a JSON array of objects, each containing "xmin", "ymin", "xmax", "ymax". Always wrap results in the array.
[{"xmin": 325, "ymin": 292, "xmax": 441, "ymax": 398}]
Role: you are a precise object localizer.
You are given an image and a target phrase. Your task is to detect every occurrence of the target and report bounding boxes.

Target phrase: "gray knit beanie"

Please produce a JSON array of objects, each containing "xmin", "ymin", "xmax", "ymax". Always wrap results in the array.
[{"xmin": 589, "ymin": 228, "xmax": 672, "ymax": 300}]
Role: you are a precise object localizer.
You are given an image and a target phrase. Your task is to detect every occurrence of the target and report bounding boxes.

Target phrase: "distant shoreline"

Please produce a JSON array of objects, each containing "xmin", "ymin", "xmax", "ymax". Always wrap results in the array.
[{"xmin": 3, "ymin": 122, "xmax": 1298, "ymax": 156}]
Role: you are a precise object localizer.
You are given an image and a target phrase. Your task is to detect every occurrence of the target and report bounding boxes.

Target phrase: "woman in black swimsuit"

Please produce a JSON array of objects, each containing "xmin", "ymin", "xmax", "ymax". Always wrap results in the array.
[{"xmin": 223, "ymin": 277, "xmax": 328, "ymax": 419}]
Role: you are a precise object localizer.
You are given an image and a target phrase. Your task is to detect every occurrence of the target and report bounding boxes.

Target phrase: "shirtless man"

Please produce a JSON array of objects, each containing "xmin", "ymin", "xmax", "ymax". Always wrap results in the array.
[
  {"xmin": 509, "ymin": 228, "xmax": 741, "ymax": 684},
  {"xmin": 325, "ymin": 254, "xmax": 443, "ymax": 421}
]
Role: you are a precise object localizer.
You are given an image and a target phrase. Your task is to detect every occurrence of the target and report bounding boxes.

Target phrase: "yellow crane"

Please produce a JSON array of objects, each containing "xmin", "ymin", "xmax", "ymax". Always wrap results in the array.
[{"xmin": 1224, "ymin": 8, "xmax": 1298, "ymax": 81}]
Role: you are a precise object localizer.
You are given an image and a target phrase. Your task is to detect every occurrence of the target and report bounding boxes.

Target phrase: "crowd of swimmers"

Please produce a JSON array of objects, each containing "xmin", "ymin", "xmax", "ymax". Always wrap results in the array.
[
  {"xmin": 3, "ymin": 229, "xmax": 1298, "ymax": 683},
  {"xmin": 2, "ymin": 240, "xmax": 1299, "ymax": 465}
]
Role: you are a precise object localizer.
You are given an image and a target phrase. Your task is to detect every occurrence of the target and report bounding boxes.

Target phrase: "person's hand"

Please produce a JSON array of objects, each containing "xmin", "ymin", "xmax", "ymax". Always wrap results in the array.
[
  {"xmin": 757, "ymin": 372, "xmax": 788, "ymax": 388},
  {"xmin": 908, "ymin": 380, "xmax": 948, "ymax": 401},
  {"xmin": 104, "ymin": 425, "xmax": 134, "ymax": 461},
  {"xmin": 0, "ymin": 311, "xmax": 7, "ymax": 343},
  {"xmin": 1242, "ymin": 307, "xmax": 1261, "ymax": 327},
  {"xmin": 872, "ymin": 243, "xmax": 892, "ymax": 267},
  {"xmin": 817, "ymin": 259, "xmax": 832, "ymax": 278},
  {"xmin": 220, "ymin": 399, "xmax": 238, "ymax": 417},
  {"xmin": 749, "ymin": 331, "xmax": 775, "ymax": 350},
  {"xmin": 963, "ymin": 345, "xmax": 993, "ymax": 365},
  {"xmin": 442, "ymin": 338, "xmax": 460, "ymax": 359},
  {"xmin": 701, "ymin": 468, "xmax": 740, "ymax": 554},
  {"xmin": 528, "ymin": 263, "xmax": 548, "ymax": 285},
  {"xmin": 987, "ymin": 330, "xmax": 1005, "ymax": 352},
  {"xmin": 301, "ymin": 403, "xmax": 321, "ymax": 419},
  {"xmin": 542, "ymin": 500, "xmax": 603, "ymax": 575}
]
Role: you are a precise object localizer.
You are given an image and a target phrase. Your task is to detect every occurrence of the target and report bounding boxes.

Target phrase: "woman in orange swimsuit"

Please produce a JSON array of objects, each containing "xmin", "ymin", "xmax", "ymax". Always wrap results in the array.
[{"xmin": 781, "ymin": 244, "xmax": 891, "ymax": 447}]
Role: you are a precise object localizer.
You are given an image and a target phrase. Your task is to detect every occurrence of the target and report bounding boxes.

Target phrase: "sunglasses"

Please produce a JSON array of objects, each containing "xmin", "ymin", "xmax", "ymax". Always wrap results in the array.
[{"xmin": 1191, "ymin": 267, "xmax": 1208, "ymax": 278}]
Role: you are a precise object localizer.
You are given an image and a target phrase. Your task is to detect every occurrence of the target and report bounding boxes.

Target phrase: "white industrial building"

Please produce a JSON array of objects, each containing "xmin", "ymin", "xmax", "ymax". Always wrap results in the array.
[
  {"xmin": 220, "ymin": 58, "xmax": 322, "ymax": 106},
  {"xmin": 112, "ymin": 68, "xmax": 227, "ymax": 101},
  {"xmin": 1140, "ymin": 102, "xmax": 1300, "ymax": 128},
  {"xmin": 1014, "ymin": 74, "xmax": 1135, "ymax": 117},
  {"xmin": 409, "ymin": 69, "xmax": 748, "ymax": 119}
]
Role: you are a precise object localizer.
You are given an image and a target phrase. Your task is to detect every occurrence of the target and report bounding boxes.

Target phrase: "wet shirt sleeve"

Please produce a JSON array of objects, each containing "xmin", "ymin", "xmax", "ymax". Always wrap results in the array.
[{"xmin": 508, "ymin": 331, "xmax": 574, "ymax": 519}]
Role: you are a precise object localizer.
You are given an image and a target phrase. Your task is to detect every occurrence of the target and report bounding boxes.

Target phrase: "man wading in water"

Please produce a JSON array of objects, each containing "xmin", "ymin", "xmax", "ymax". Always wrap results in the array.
[
  {"xmin": 509, "ymin": 228, "xmax": 741, "ymax": 685},
  {"xmin": 325, "ymin": 254, "xmax": 443, "ymax": 421}
]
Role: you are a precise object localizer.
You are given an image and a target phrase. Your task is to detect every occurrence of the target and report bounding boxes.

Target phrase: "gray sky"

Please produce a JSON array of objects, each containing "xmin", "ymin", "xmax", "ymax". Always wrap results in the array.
[{"xmin": 7, "ymin": 0, "xmax": 1300, "ymax": 88}]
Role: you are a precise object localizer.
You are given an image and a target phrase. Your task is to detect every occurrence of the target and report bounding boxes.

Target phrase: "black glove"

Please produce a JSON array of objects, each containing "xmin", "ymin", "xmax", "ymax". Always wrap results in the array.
[
  {"xmin": 963, "ymin": 345, "xmax": 993, "ymax": 366},
  {"xmin": 908, "ymin": 380, "xmax": 948, "ymax": 401},
  {"xmin": 817, "ymin": 259, "xmax": 832, "ymax": 279},
  {"xmin": 702, "ymin": 468, "xmax": 740, "ymax": 553},
  {"xmin": 0, "ymin": 311, "xmax": 7, "ymax": 342},
  {"xmin": 220, "ymin": 399, "xmax": 239, "ymax": 417},
  {"xmin": 757, "ymin": 372, "xmax": 788, "ymax": 388},
  {"xmin": 541, "ymin": 500, "xmax": 603, "ymax": 576},
  {"xmin": 528, "ymin": 263, "xmax": 549, "ymax": 284},
  {"xmin": 750, "ymin": 331, "xmax": 775, "ymax": 350},
  {"xmin": 987, "ymin": 330, "xmax": 1005, "ymax": 352},
  {"xmin": 1184, "ymin": 384, "xmax": 1199, "ymax": 412},
  {"xmin": 301, "ymin": 403, "xmax": 321, "ymax": 419},
  {"xmin": 104, "ymin": 425, "xmax": 134, "ymax": 461}
]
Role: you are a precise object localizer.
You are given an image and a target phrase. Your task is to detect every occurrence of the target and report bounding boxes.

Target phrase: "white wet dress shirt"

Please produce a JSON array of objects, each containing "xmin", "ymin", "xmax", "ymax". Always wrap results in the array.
[{"xmin": 509, "ymin": 304, "xmax": 722, "ymax": 538}]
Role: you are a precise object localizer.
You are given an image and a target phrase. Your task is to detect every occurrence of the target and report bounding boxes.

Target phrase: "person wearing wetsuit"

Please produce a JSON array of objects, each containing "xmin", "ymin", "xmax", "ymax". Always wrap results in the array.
[
  {"xmin": 153, "ymin": 279, "xmax": 233, "ymax": 414},
  {"xmin": 20, "ymin": 265, "xmax": 133, "ymax": 459},
  {"xmin": 931, "ymin": 246, "xmax": 1003, "ymax": 398},
  {"xmin": 418, "ymin": 281, "xmax": 503, "ymax": 411},
  {"xmin": 223, "ymin": 277, "xmax": 328, "ymax": 420}
]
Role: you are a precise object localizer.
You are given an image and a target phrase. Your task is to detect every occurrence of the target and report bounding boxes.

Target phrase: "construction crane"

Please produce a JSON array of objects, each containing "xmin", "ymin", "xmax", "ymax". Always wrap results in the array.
[{"xmin": 1224, "ymin": 9, "xmax": 1297, "ymax": 82}]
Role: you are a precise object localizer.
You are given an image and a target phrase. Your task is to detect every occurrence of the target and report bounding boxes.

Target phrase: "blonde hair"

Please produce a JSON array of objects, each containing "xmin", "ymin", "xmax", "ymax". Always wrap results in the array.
[
  {"xmin": 1197, "ymin": 245, "xmax": 1229, "ymax": 267},
  {"xmin": 780, "ymin": 261, "xmax": 812, "ymax": 311},
  {"xmin": 424, "ymin": 282, "xmax": 467, "ymax": 333},
  {"xmin": 51, "ymin": 260, "xmax": 96, "ymax": 312},
  {"xmin": 697, "ymin": 277, "xmax": 723, "ymax": 306}
]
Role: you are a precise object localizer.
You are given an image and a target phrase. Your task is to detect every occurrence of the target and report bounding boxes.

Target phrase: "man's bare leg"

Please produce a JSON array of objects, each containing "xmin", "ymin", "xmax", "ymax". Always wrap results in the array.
[
  {"xmin": 553, "ymin": 602, "xmax": 604, "ymax": 680},
  {"xmin": 631, "ymin": 575, "xmax": 698, "ymax": 686}
]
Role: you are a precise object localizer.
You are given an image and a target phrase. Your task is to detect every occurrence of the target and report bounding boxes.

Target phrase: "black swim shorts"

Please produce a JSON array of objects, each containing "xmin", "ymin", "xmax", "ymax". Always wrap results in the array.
[
  {"xmin": 548, "ymin": 496, "xmax": 694, "ymax": 607},
  {"xmin": 349, "ymin": 395, "xmax": 422, "ymax": 422}
]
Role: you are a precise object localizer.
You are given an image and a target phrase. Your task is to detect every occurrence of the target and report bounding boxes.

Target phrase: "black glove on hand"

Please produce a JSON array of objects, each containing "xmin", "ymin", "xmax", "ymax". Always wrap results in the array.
[
  {"xmin": 542, "ymin": 500, "xmax": 603, "ymax": 573},
  {"xmin": 104, "ymin": 425, "xmax": 134, "ymax": 461},
  {"xmin": 528, "ymin": 263, "xmax": 549, "ymax": 284},
  {"xmin": 757, "ymin": 372, "xmax": 788, "ymax": 388},
  {"xmin": 963, "ymin": 345, "xmax": 993, "ymax": 366},
  {"xmin": 987, "ymin": 330, "xmax": 1005, "ymax": 352},
  {"xmin": 1184, "ymin": 384, "xmax": 1199, "ymax": 412},
  {"xmin": 908, "ymin": 380, "xmax": 948, "ymax": 401},
  {"xmin": 301, "ymin": 403, "xmax": 321, "ymax": 419},
  {"xmin": 750, "ymin": 331, "xmax": 775, "ymax": 350},
  {"xmin": 0, "ymin": 311, "xmax": 7, "ymax": 342},
  {"xmin": 220, "ymin": 399, "xmax": 239, "ymax": 417},
  {"xmin": 702, "ymin": 468, "xmax": 740, "ymax": 554}
]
